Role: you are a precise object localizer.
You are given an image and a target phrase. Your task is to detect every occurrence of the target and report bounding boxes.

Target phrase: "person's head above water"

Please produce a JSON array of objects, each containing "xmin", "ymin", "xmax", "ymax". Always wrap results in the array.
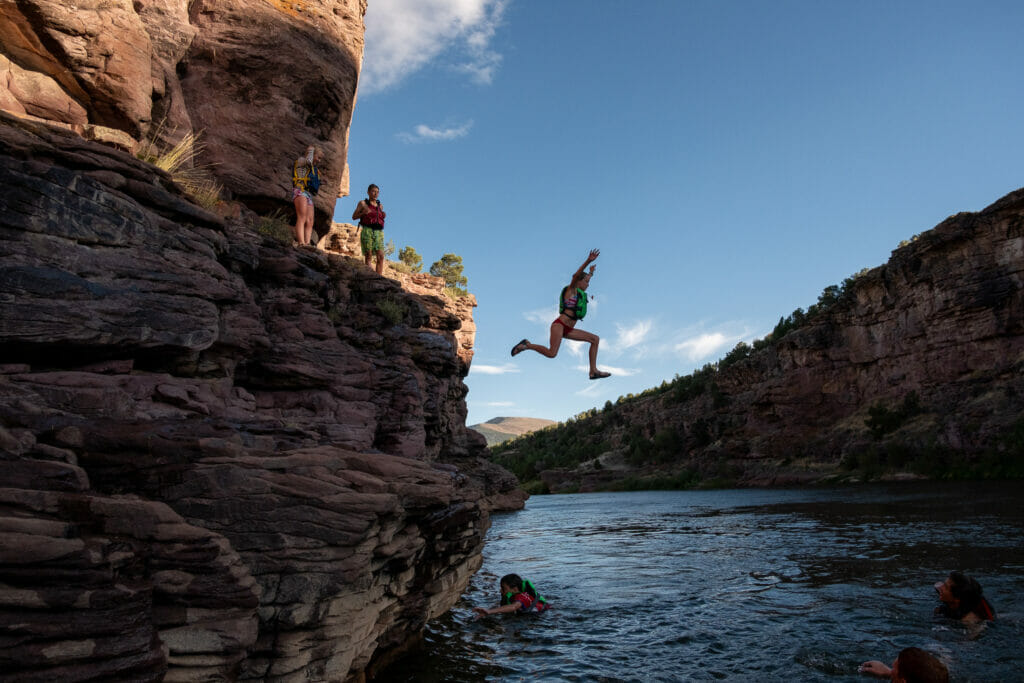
[
  {"xmin": 892, "ymin": 647, "xmax": 948, "ymax": 683},
  {"xmin": 500, "ymin": 573, "xmax": 523, "ymax": 595},
  {"xmin": 935, "ymin": 571, "xmax": 993, "ymax": 621}
]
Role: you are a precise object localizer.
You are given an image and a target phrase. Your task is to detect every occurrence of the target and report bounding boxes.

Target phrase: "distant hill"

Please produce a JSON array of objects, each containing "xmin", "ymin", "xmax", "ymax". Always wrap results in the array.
[{"xmin": 470, "ymin": 417, "xmax": 557, "ymax": 447}]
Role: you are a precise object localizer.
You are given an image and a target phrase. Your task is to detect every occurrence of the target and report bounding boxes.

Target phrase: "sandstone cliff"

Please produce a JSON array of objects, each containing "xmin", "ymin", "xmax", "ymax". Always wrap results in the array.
[
  {"xmin": 0, "ymin": 0, "xmax": 363, "ymax": 224},
  {"xmin": 0, "ymin": 110, "xmax": 524, "ymax": 681},
  {"xmin": 494, "ymin": 189, "xmax": 1024, "ymax": 491}
]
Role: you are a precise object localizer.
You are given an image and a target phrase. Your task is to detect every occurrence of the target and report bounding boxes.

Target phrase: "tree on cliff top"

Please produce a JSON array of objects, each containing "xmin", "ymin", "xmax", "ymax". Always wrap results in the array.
[
  {"xmin": 430, "ymin": 253, "xmax": 468, "ymax": 296},
  {"xmin": 399, "ymin": 246, "xmax": 423, "ymax": 272}
]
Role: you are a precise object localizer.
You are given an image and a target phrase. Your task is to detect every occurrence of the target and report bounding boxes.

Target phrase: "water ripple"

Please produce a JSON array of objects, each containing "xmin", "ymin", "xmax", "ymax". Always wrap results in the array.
[{"xmin": 377, "ymin": 482, "xmax": 1024, "ymax": 682}]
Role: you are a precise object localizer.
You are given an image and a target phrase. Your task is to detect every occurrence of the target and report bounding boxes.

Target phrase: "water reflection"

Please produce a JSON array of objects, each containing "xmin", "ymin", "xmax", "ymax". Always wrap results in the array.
[{"xmin": 377, "ymin": 482, "xmax": 1024, "ymax": 682}]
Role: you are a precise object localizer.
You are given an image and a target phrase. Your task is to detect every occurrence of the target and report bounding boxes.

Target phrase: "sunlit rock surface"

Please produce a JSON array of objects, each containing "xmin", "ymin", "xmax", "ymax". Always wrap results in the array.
[{"xmin": 0, "ymin": 0, "xmax": 364, "ymax": 223}]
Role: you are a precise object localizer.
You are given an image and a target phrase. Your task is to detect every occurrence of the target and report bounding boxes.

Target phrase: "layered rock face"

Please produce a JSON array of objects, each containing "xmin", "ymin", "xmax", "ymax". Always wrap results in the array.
[
  {"xmin": 520, "ymin": 190, "xmax": 1024, "ymax": 491},
  {"xmin": 0, "ymin": 0, "xmax": 363, "ymax": 221},
  {"xmin": 0, "ymin": 112, "xmax": 523, "ymax": 680}
]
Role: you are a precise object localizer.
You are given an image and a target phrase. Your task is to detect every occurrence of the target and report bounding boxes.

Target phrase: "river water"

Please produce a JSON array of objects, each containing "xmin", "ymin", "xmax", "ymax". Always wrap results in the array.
[{"xmin": 379, "ymin": 482, "xmax": 1024, "ymax": 682}]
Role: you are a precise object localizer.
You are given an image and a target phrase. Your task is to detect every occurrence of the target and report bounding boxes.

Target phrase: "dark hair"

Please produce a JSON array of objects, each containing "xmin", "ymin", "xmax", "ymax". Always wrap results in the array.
[
  {"xmin": 939, "ymin": 571, "xmax": 984, "ymax": 619},
  {"xmin": 499, "ymin": 574, "xmax": 523, "ymax": 605},
  {"xmin": 896, "ymin": 647, "xmax": 948, "ymax": 683},
  {"xmin": 367, "ymin": 183, "xmax": 379, "ymax": 193}
]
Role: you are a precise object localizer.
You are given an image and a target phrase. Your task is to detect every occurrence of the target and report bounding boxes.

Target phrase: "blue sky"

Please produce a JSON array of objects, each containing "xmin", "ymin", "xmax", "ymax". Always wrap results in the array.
[{"xmin": 335, "ymin": 0, "xmax": 1024, "ymax": 427}]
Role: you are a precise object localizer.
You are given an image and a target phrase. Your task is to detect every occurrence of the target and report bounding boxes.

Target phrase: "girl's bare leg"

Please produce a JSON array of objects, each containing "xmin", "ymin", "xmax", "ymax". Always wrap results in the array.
[
  {"xmin": 565, "ymin": 327, "xmax": 601, "ymax": 374},
  {"xmin": 302, "ymin": 206, "xmax": 315, "ymax": 245},
  {"xmin": 522, "ymin": 322, "xmax": 566, "ymax": 358},
  {"xmin": 292, "ymin": 196, "xmax": 308, "ymax": 243}
]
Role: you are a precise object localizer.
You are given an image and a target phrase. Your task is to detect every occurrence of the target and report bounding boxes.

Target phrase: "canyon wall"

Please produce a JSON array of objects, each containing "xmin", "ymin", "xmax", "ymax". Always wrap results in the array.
[
  {"xmin": 0, "ymin": 0, "xmax": 363, "ymax": 221},
  {"xmin": 495, "ymin": 190, "xmax": 1024, "ymax": 491},
  {"xmin": 0, "ymin": 110, "xmax": 523, "ymax": 681}
]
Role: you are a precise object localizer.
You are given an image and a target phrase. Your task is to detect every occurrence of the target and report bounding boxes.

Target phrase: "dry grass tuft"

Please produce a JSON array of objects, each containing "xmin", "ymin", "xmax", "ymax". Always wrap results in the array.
[
  {"xmin": 256, "ymin": 210, "xmax": 292, "ymax": 244},
  {"xmin": 136, "ymin": 120, "xmax": 224, "ymax": 209}
]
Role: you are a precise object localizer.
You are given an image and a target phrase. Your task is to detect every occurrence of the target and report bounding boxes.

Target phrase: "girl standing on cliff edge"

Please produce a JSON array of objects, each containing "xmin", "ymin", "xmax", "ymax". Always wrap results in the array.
[
  {"xmin": 510, "ymin": 249, "xmax": 611, "ymax": 380},
  {"xmin": 291, "ymin": 145, "xmax": 322, "ymax": 247}
]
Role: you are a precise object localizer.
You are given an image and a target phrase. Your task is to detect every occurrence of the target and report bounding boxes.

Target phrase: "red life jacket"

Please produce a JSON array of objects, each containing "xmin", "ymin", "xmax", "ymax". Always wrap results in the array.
[
  {"xmin": 509, "ymin": 591, "xmax": 549, "ymax": 613},
  {"xmin": 361, "ymin": 200, "xmax": 385, "ymax": 228}
]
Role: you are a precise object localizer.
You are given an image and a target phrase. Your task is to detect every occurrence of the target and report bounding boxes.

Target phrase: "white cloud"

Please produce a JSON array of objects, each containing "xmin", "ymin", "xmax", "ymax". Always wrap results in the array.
[
  {"xmin": 575, "ymin": 382, "xmax": 605, "ymax": 398},
  {"xmin": 615, "ymin": 319, "xmax": 653, "ymax": 350},
  {"xmin": 575, "ymin": 364, "xmax": 640, "ymax": 377},
  {"xmin": 361, "ymin": 0, "xmax": 508, "ymax": 95},
  {"xmin": 485, "ymin": 401, "xmax": 515, "ymax": 407},
  {"xmin": 674, "ymin": 332, "xmax": 732, "ymax": 362},
  {"xmin": 523, "ymin": 307, "xmax": 556, "ymax": 324},
  {"xmin": 470, "ymin": 363, "xmax": 520, "ymax": 375},
  {"xmin": 564, "ymin": 339, "xmax": 586, "ymax": 359},
  {"xmin": 397, "ymin": 121, "xmax": 474, "ymax": 143}
]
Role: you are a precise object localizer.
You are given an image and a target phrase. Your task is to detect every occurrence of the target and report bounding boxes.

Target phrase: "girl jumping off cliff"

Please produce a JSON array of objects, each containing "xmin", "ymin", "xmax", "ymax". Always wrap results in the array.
[{"xmin": 510, "ymin": 249, "xmax": 611, "ymax": 380}]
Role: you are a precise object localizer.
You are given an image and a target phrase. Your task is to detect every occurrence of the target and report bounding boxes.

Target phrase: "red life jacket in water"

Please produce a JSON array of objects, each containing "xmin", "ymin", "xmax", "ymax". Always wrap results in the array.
[
  {"xmin": 507, "ymin": 591, "xmax": 549, "ymax": 613},
  {"xmin": 975, "ymin": 596, "xmax": 996, "ymax": 621}
]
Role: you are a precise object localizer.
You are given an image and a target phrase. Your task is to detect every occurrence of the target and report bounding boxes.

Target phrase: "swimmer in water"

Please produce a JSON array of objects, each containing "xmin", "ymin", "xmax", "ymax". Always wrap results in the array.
[
  {"xmin": 472, "ymin": 574, "xmax": 550, "ymax": 618},
  {"xmin": 933, "ymin": 570, "xmax": 995, "ymax": 624},
  {"xmin": 859, "ymin": 647, "xmax": 948, "ymax": 682}
]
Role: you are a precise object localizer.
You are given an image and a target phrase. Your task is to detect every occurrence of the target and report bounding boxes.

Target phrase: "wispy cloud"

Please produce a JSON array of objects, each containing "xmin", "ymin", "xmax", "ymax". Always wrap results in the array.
[
  {"xmin": 470, "ymin": 363, "xmax": 520, "ymax": 375},
  {"xmin": 575, "ymin": 364, "xmax": 640, "ymax": 377},
  {"xmin": 397, "ymin": 121, "xmax": 474, "ymax": 144},
  {"xmin": 575, "ymin": 382, "xmax": 605, "ymax": 398},
  {"xmin": 485, "ymin": 401, "xmax": 515, "ymax": 407},
  {"xmin": 361, "ymin": 0, "xmax": 508, "ymax": 95},
  {"xmin": 615, "ymin": 319, "xmax": 653, "ymax": 351},
  {"xmin": 564, "ymin": 339, "xmax": 586, "ymax": 359},
  {"xmin": 674, "ymin": 332, "xmax": 735, "ymax": 362},
  {"xmin": 523, "ymin": 307, "xmax": 556, "ymax": 324}
]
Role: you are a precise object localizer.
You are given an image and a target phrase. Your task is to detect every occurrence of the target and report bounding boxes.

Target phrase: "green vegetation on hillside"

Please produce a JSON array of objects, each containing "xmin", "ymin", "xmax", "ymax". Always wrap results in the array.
[
  {"xmin": 491, "ymin": 277, "xmax": 869, "ymax": 487},
  {"xmin": 398, "ymin": 246, "xmax": 423, "ymax": 272},
  {"xmin": 841, "ymin": 419, "xmax": 1024, "ymax": 482},
  {"xmin": 490, "ymin": 264, "xmax": 1024, "ymax": 491}
]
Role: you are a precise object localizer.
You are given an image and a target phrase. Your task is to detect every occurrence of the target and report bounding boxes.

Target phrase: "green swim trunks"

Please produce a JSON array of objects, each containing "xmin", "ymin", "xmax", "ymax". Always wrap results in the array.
[{"xmin": 360, "ymin": 225, "xmax": 384, "ymax": 256}]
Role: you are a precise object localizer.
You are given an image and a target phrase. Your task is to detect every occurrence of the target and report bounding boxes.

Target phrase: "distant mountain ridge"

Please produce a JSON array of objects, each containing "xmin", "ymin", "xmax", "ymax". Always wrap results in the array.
[{"xmin": 470, "ymin": 417, "xmax": 557, "ymax": 446}]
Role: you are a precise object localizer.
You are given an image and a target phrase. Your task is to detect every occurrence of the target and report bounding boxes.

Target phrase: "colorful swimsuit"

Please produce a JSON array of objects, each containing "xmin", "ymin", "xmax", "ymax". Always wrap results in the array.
[{"xmin": 553, "ymin": 285, "xmax": 587, "ymax": 329}]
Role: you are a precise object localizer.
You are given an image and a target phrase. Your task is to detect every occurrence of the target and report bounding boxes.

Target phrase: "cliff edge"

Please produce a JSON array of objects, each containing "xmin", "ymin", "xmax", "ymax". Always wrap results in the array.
[{"xmin": 0, "ymin": 110, "xmax": 523, "ymax": 681}]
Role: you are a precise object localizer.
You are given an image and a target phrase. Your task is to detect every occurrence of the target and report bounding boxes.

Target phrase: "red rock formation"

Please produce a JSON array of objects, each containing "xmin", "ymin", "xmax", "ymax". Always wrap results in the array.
[
  {"xmin": 0, "ymin": 0, "xmax": 364, "ymax": 225},
  {"xmin": 0, "ymin": 111, "xmax": 523, "ymax": 680},
  {"xmin": 317, "ymin": 221, "xmax": 480, "ymax": 372}
]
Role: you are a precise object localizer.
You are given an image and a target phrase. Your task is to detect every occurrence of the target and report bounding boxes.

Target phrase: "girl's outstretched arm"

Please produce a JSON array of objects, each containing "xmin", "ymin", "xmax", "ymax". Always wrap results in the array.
[
  {"xmin": 472, "ymin": 601, "xmax": 523, "ymax": 618},
  {"xmin": 570, "ymin": 249, "xmax": 600, "ymax": 284}
]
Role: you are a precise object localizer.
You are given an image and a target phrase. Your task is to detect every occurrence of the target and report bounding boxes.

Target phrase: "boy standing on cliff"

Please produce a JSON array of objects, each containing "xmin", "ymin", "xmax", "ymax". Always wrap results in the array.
[{"xmin": 352, "ymin": 184, "xmax": 386, "ymax": 275}]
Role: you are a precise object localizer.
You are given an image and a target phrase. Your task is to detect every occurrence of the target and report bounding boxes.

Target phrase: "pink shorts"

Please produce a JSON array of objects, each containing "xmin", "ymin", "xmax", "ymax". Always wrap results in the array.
[{"xmin": 292, "ymin": 188, "xmax": 313, "ymax": 206}]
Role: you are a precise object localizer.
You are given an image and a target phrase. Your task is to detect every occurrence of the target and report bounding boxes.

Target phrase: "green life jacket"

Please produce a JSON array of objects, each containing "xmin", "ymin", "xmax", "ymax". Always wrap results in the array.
[
  {"xmin": 501, "ymin": 579, "xmax": 548, "ymax": 609},
  {"xmin": 559, "ymin": 286, "xmax": 588, "ymax": 321}
]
